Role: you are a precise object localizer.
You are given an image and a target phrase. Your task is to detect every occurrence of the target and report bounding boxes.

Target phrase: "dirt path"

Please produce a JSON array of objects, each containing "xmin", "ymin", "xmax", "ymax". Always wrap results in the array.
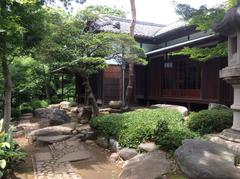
[{"xmin": 14, "ymin": 137, "xmax": 121, "ymax": 179}]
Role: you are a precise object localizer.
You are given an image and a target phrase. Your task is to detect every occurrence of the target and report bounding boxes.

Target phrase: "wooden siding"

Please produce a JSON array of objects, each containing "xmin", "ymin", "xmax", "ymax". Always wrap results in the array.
[
  {"xmin": 136, "ymin": 55, "xmax": 233, "ymax": 105},
  {"xmin": 103, "ymin": 65, "xmax": 129, "ymax": 104}
]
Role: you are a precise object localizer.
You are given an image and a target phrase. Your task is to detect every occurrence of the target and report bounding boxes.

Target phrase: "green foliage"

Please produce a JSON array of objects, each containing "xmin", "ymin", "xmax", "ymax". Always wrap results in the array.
[
  {"xmin": 0, "ymin": 119, "xmax": 26, "ymax": 178},
  {"xmin": 80, "ymin": 5, "xmax": 126, "ymax": 18},
  {"xmin": 173, "ymin": 43, "xmax": 228, "ymax": 61},
  {"xmin": 155, "ymin": 125, "xmax": 197, "ymax": 152},
  {"xmin": 19, "ymin": 103, "xmax": 33, "ymax": 114},
  {"xmin": 11, "ymin": 107, "xmax": 21, "ymax": 120},
  {"xmin": 188, "ymin": 109, "xmax": 233, "ymax": 135},
  {"xmin": 228, "ymin": 0, "xmax": 240, "ymax": 8},
  {"xmin": 175, "ymin": 4, "xmax": 225, "ymax": 31},
  {"xmin": 90, "ymin": 109, "xmax": 197, "ymax": 151},
  {"xmin": 11, "ymin": 56, "xmax": 51, "ymax": 103},
  {"xmin": 30, "ymin": 99, "xmax": 49, "ymax": 110},
  {"xmin": 174, "ymin": 1, "xmax": 229, "ymax": 61},
  {"xmin": 110, "ymin": 33, "xmax": 147, "ymax": 65}
]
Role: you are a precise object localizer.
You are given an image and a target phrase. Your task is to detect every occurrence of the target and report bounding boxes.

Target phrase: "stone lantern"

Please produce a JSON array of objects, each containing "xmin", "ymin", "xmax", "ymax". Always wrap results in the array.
[{"xmin": 213, "ymin": 4, "xmax": 240, "ymax": 142}]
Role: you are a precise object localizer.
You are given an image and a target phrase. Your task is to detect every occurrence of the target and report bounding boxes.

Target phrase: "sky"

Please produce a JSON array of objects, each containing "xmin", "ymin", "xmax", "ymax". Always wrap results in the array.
[{"xmin": 60, "ymin": 0, "xmax": 226, "ymax": 25}]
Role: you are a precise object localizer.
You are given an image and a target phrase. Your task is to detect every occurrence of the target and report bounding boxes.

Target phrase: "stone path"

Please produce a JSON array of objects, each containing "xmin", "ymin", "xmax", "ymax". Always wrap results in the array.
[{"xmin": 32, "ymin": 140, "xmax": 91, "ymax": 179}]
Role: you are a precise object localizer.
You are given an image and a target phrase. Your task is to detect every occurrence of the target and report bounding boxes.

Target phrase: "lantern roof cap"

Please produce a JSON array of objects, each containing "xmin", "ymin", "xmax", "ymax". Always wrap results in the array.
[{"xmin": 213, "ymin": 4, "xmax": 240, "ymax": 35}]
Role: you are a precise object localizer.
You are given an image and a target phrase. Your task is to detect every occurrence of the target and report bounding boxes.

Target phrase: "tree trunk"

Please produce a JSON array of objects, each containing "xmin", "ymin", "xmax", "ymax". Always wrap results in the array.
[
  {"xmin": 126, "ymin": 0, "xmax": 137, "ymax": 106},
  {"xmin": 82, "ymin": 76, "xmax": 99, "ymax": 116},
  {"xmin": 1, "ymin": 59, "xmax": 12, "ymax": 132}
]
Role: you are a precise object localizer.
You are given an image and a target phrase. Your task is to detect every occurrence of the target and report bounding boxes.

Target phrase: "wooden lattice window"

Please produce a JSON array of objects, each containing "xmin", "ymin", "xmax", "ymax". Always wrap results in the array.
[{"xmin": 164, "ymin": 60, "xmax": 201, "ymax": 90}]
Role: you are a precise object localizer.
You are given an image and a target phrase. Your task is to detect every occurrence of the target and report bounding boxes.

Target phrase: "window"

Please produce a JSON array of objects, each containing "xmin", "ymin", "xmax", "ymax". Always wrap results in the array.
[{"xmin": 163, "ymin": 60, "xmax": 201, "ymax": 89}]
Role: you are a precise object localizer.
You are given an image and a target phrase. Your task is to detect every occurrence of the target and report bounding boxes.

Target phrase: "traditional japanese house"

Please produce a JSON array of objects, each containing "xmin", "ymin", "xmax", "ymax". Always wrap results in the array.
[{"xmin": 76, "ymin": 17, "xmax": 233, "ymax": 109}]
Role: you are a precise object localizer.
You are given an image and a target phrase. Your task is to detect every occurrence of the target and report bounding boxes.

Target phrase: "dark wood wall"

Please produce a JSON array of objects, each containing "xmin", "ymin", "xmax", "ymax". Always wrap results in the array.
[{"xmin": 135, "ymin": 55, "xmax": 233, "ymax": 106}]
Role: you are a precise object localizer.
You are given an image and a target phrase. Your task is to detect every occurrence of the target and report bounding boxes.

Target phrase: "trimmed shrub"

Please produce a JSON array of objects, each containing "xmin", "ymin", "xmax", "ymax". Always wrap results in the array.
[
  {"xmin": 188, "ymin": 109, "xmax": 233, "ymax": 135},
  {"xmin": 90, "ymin": 114, "xmax": 123, "ymax": 139},
  {"xmin": 90, "ymin": 108, "xmax": 197, "ymax": 151},
  {"xmin": 30, "ymin": 99, "xmax": 49, "ymax": 110},
  {"xmin": 20, "ymin": 103, "xmax": 33, "ymax": 114}
]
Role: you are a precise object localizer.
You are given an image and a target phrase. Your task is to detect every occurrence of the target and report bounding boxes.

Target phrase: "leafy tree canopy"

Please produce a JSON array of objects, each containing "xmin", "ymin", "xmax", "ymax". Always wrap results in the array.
[{"xmin": 173, "ymin": 0, "xmax": 239, "ymax": 61}]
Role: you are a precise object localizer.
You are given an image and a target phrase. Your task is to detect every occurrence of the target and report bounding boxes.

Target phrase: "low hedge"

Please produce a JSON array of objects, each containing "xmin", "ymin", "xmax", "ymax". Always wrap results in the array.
[
  {"xmin": 188, "ymin": 109, "xmax": 233, "ymax": 135},
  {"xmin": 90, "ymin": 108, "xmax": 197, "ymax": 151}
]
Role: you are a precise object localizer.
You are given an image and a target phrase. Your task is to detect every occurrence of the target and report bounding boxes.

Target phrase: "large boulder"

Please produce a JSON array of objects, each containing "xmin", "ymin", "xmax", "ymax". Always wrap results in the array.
[
  {"xmin": 118, "ymin": 148, "xmax": 138, "ymax": 160},
  {"xmin": 119, "ymin": 151, "xmax": 173, "ymax": 179},
  {"xmin": 34, "ymin": 108, "xmax": 70, "ymax": 125},
  {"xmin": 208, "ymin": 103, "xmax": 230, "ymax": 110},
  {"xmin": 175, "ymin": 139, "xmax": 240, "ymax": 179},
  {"xmin": 109, "ymin": 101, "xmax": 123, "ymax": 109},
  {"xmin": 150, "ymin": 104, "xmax": 189, "ymax": 116}
]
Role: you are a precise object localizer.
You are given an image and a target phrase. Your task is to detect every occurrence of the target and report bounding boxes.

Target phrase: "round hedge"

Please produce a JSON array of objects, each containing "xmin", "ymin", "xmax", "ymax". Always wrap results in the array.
[{"xmin": 188, "ymin": 109, "xmax": 233, "ymax": 135}]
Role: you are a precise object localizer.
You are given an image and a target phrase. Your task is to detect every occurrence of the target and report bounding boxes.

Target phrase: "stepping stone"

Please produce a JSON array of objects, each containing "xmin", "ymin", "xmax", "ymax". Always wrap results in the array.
[
  {"xmin": 57, "ymin": 151, "xmax": 91, "ymax": 162},
  {"xmin": 37, "ymin": 135, "xmax": 72, "ymax": 143},
  {"xmin": 34, "ymin": 152, "xmax": 53, "ymax": 161}
]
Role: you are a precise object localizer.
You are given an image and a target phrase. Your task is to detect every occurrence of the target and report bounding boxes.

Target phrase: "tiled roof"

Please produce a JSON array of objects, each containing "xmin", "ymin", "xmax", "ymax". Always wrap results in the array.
[
  {"xmin": 96, "ymin": 17, "xmax": 187, "ymax": 38},
  {"xmin": 96, "ymin": 17, "xmax": 164, "ymax": 38},
  {"xmin": 154, "ymin": 21, "xmax": 187, "ymax": 36}
]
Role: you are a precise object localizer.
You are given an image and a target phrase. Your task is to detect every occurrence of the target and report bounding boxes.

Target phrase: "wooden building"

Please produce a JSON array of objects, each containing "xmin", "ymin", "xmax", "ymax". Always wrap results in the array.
[{"xmin": 76, "ymin": 17, "xmax": 233, "ymax": 108}]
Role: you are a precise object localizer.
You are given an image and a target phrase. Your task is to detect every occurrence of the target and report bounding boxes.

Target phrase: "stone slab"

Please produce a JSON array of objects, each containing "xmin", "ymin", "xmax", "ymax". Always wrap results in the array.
[
  {"xmin": 57, "ymin": 151, "xmax": 91, "ymax": 162},
  {"xmin": 37, "ymin": 135, "xmax": 72, "ymax": 143},
  {"xmin": 34, "ymin": 152, "xmax": 53, "ymax": 161}
]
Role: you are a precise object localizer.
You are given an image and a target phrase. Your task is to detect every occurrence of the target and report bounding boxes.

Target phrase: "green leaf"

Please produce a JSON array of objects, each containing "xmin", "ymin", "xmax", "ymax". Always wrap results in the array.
[
  {"xmin": 0, "ymin": 160, "xmax": 6, "ymax": 169},
  {"xmin": 0, "ymin": 142, "xmax": 11, "ymax": 148}
]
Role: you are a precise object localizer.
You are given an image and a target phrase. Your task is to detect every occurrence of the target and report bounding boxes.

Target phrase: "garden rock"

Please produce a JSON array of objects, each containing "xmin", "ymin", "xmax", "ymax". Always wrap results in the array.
[
  {"xmin": 75, "ymin": 124, "xmax": 91, "ymax": 132},
  {"xmin": 13, "ymin": 130, "xmax": 25, "ymax": 138},
  {"xmin": 138, "ymin": 142, "xmax": 158, "ymax": 152},
  {"xmin": 96, "ymin": 137, "xmax": 109, "ymax": 148},
  {"xmin": 109, "ymin": 138, "xmax": 120, "ymax": 152},
  {"xmin": 36, "ymin": 135, "xmax": 72, "ymax": 143},
  {"xmin": 118, "ymin": 148, "xmax": 138, "ymax": 160},
  {"xmin": 60, "ymin": 101, "xmax": 77, "ymax": 110},
  {"xmin": 99, "ymin": 108, "xmax": 111, "ymax": 114},
  {"xmin": 50, "ymin": 109, "xmax": 71, "ymax": 125},
  {"xmin": 208, "ymin": 103, "xmax": 229, "ymax": 110},
  {"xmin": 47, "ymin": 103, "xmax": 60, "ymax": 109},
  {"xmin": 34, "ymin": 108, "xmax": 70, "ymax": 125},
  {"xmin": 109, "ymin": 100, "xmax": 123, "ymax": 109},
  {"xmin": 119, "ymin": 151, "xmax": 173, "ymax": 179},
  {"xmin": 109, "ymin": 152, "xmax": 119, "ymax": 162},
  {"xmin": 70, "ymin": 107, "xmax": 79, "ymax": 113},
  {"xmin": 29, "ymin": 123, "xmax": 75, "ymax": 137},
  {"xmin": 175, "ymin": 139, "xmax": 240, "ymax": 179},
  {"xmin": 150, "ymin": 104, "xmax": 189, "ymax": 116},
  {"xmin": 78, "ymin": 106, "xmax": 92, "ymax": 124}
]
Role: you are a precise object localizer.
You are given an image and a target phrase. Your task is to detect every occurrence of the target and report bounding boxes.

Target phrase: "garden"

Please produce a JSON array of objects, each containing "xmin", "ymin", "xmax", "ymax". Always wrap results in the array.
[{"xmin": 0, "ymin": 0, "xmax": 240, "ymax": 178}]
